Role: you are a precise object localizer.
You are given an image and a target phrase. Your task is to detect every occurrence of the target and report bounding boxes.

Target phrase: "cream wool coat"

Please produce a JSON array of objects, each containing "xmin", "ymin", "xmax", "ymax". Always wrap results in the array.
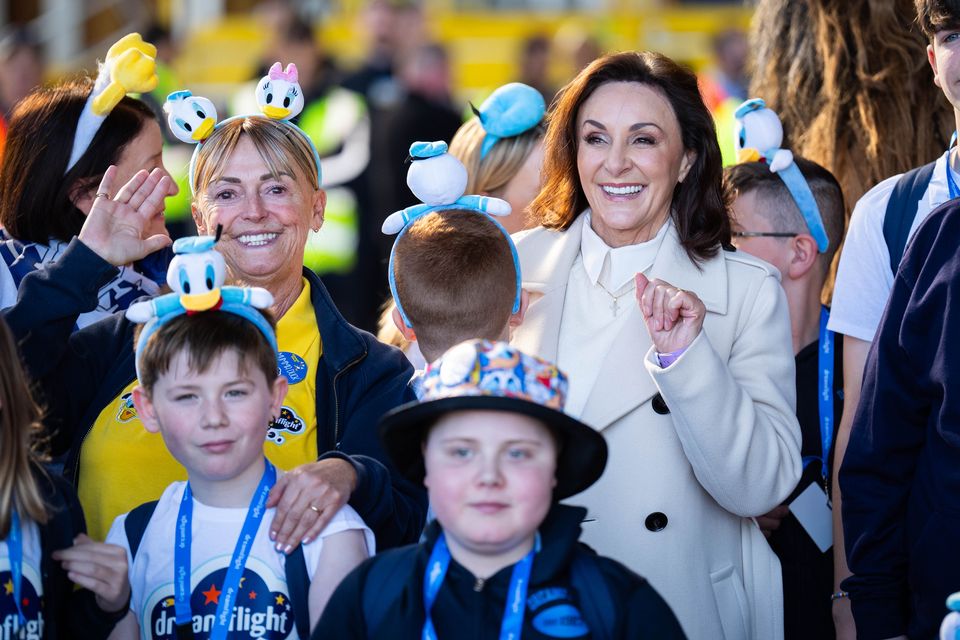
[{"xmin": 512, "ymin": 214, "xmax": 802, "ymax": 640}]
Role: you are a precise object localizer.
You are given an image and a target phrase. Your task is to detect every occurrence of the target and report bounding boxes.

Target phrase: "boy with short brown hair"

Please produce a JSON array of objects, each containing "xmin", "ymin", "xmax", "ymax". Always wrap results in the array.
[{"xmin": 391, "ymin": 209, "xmax": 525, "ymax": 363}]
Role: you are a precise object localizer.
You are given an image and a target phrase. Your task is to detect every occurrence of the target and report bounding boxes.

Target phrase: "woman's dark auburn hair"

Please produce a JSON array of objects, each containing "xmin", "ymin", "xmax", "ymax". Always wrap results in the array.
[
  {"xmin": 530, "ymin": 50, "xmax": 730, "ymax": 263},
  {"xmin": 0, "ymin": 78, "xmax": 156, "ymax": 244}
]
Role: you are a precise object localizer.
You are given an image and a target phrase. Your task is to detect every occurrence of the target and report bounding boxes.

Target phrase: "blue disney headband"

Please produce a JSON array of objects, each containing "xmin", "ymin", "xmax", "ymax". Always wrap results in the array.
[
  {"xmin": 734, "ymin": 98, "xmax": 829, "ymax": 253},
  {"xmin": 164, "ymin": 62, "xmax": 322, "ymax": 195},
  {"xmin": 384, "ymin": 140, "xmax": 522, "ymax": 328},
  {"xmin": 125, "ymin": 232, "xmax": 277, "ymax": 382},
  {"xmin": 472, "ymin": 82, "xmax": 546, "ymax": 160}
]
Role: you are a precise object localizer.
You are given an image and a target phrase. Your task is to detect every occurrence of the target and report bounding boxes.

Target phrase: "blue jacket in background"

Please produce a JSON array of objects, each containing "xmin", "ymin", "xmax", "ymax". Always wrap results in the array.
[
  {"xmin": 840, "ymin": 198, "xmax": 960, "ymax": 639},
  {"xmin": 3, "ymin": 239, "xmax": 426, "ymax": 550}
]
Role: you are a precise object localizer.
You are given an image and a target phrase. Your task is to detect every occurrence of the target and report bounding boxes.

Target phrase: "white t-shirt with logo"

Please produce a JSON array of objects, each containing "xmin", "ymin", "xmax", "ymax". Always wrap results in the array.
[
  {"xmin": 105, "ymin": 482, "xmax": 375, "ymax": 640},
  {"xmin": 0, "ymin": 518, "xmax": 44, "ymax": 640}
]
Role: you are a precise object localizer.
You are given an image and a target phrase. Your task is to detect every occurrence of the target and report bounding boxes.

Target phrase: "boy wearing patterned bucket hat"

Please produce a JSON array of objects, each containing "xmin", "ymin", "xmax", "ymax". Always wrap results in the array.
[{"xmin": 314, "ymin": 340, "xmax": 685, "ymax": 639}]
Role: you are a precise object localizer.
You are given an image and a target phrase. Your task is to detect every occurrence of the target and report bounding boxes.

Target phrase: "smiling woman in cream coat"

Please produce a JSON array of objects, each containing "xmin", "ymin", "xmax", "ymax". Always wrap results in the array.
[{"xmin": 511, "ymin": 52, "xmax": 802, "ymax": 640}]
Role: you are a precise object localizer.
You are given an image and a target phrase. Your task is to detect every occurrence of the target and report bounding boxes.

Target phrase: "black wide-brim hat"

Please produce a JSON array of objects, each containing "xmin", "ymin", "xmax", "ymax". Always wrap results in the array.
[{"xmin": 378, "ymin": 340, "xmax": 608, "ymax": 500}]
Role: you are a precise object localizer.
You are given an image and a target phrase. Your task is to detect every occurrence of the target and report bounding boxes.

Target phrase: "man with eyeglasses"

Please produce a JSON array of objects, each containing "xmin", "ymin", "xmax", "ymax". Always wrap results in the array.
[{"xmin": 723, "ymin": 157, "xmax": 847, "ymax": 640}]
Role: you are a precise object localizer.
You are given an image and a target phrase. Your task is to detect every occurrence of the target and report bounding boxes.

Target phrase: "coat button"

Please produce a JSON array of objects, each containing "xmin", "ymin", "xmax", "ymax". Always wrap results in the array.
[
  {"xmin": 652, "ymin": 393, "xmax": 670, "ymax": 415},
  {"xmin": 645, "ymin": 512, "xmax": 668, "ymax": 532}
]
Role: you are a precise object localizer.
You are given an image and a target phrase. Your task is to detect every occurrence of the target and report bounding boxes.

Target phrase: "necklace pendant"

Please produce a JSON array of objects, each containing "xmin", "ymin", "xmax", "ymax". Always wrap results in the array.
[{"xmin": 611, "ymin": 298, "xmax": 619, "ymax": 315}]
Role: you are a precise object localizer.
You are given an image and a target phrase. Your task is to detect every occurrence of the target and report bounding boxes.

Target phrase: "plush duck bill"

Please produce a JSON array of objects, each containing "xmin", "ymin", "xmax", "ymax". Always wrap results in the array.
[
  {"xmin": 192, "ymin": 118, "xmax": 215, "ymax": 141},
  {"xmin": 601, "ymin": 185, "xmax": 644, "ymax": 195},
  {"xmin": 236, "ymin": 233, "xmax": 278, "ymax": 246}
]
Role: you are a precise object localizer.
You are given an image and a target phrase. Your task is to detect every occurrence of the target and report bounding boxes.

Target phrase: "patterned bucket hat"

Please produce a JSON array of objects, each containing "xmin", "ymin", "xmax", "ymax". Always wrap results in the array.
[{"xmin": 379, "ymin": 340, "xmax": 608, "ymax": 499}]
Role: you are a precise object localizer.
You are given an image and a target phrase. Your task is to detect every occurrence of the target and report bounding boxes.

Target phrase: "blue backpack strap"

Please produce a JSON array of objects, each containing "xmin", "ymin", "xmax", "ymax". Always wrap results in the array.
[
  {"xmin": 284, "ymin": 543, "xmax": 311, "ymax": 640},
  {"xmin": 123, "ymin": 500, "xmax": 159, "ymax": 560},
  {"xmin": 362, "ymin": 548, "xmax": 413, "ymax": 636},
  {"xmin": 571, "ymin": 548, "xmax": 616, "ymax": 640},
  {"xmin": 883, "ymin": 161, "xmax": 937, "ymax": 273}
]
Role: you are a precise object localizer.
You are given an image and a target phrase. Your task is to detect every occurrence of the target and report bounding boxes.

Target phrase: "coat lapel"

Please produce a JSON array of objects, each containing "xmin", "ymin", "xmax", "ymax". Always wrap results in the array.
[
  {"xmin": 512, "ymin": 215, "xmax": 587, "ymax": 362},
  {"xmin": 579, "ymin": 224, "xmax": 729, "ymax": 431},
  {"xmin": 579, "ymin": 305, "xmax": 658, "ymax": 430},
  {"xmin": 514, "ymin": 216, "xmax": 729, "ymax": 432}
]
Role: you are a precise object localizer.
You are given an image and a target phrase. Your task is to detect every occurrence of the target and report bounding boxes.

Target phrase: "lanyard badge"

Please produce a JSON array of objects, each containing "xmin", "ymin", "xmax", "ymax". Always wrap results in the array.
[{"xmin": 173, "ymin": 460, "xmax": 276, "ymax": 640}]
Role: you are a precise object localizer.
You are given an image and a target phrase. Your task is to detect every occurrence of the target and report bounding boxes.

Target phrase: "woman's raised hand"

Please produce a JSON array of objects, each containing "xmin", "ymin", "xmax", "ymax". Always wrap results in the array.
[
  {"xmin": 635, "ymin": 273, "xmax": 706, "ymax": 355},
  {"xmin": 77, "ymin": 165, "xmax": 174, "ymax": 266}
]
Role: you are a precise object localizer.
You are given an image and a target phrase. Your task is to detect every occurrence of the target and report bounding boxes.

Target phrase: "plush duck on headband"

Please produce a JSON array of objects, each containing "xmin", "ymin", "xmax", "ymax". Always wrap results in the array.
[
  {"xmin": 165, "ymin": 91, "xmax": 218, "ymax": 143},
  {"xmin": 382, "ymin": 141, "xmax": 511, "ymax": 234},
  {"xmin": 734, "ymin": 98, "xmax": 830, "ymax": 253},
  {"xmin": 472, "ymin": 82, "xmax": 546, "ymax": 160},
  {"xmin": 164, "ymin": 62, "xmax": 321, "ymax": 195},
  {"xmin": 383, "ymin": 141, "xmax": 522, "ymax": 327},
  {"xmin": 125, "ymin": 232, "xmax": 275, "ymax": 379},
  {"xmin": 255, "ymin": 62, "xmax": 305, "ymax": 120},
  {"xmin": 67, "ymin": 33, "xmax": 159, "ymax": 172}
]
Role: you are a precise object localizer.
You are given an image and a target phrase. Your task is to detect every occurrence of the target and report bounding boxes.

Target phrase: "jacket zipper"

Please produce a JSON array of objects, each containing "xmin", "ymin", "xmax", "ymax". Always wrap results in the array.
[{"xmin": 331, "ymin": 353, "xmax": 364, "ymax": 446}]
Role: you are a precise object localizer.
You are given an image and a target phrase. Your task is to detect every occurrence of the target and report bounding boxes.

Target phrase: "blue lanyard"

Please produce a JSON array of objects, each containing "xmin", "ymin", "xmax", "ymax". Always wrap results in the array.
[
  {"xmin": 174, "ymin": 460, "xmax": 276, "ymax": 640},
  {"xmin": 7, "ymin": 508, "xmax": 25, "ymax": 627},
  {"xmin": 816, "ymin": 307, "xmax": 834, "ymax": 482},
  {"xmin": 422, "ymin": 533, "xmax": 535, "ymax": 640},
  {"xmin": 948, "ymin": 134, "xmax": 960, "ymax": 200}
]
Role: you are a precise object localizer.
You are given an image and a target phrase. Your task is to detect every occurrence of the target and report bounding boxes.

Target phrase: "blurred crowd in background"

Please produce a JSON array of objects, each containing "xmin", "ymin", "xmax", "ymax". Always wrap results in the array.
[{"xmin": 0, "ymin": 0, "xmax": 751, "ymax": 332}]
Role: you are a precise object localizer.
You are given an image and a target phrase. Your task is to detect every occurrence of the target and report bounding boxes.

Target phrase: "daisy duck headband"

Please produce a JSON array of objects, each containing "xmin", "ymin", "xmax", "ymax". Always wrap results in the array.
[
  {"xmin": 383, "ymin": 140, "xmax": 522, "ymax": 328},
  {"xmin": 125, "ymin": 230, "xmax": 276, "ymax": 382},
  {"xmin": 164, "ymin": 62, "xmax": 322, "ymax": 195},
  {"xmin": 66, "ymin": 33, "xmax": 159, "ymax": 173},
  {"xmin": 472, "ymin": 82, "xmax": 546, "ymax": 160},
  {"xmin": 734, "ymin": 98, "xmax": 829, "ymax": 253}
]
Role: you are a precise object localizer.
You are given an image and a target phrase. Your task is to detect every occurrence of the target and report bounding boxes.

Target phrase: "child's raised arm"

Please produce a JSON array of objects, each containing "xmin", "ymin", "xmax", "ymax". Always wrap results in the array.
[{"xmin": 308, "ymin": 528, "xmax": 370, "ymax": 629}]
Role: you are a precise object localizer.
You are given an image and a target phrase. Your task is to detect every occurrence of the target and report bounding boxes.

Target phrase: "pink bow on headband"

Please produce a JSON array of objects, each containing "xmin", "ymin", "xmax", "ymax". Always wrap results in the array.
[{"xmin": 268, "ymin": 62, "xmax": 299, "ymax": 82}]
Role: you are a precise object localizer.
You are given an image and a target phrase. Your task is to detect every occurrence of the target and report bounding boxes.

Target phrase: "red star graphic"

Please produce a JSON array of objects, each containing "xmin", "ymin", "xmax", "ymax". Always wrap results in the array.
[
  {"xmin": 202, "ymin": 583, "xmax": 222, "ymax": 606},
  {"xmin": 21, "ymin": 598, "xmax": 28, "ymax": 607},
  {"xmin": 248, "ymin": 590, "xmax": 257, "ymax": 600}
]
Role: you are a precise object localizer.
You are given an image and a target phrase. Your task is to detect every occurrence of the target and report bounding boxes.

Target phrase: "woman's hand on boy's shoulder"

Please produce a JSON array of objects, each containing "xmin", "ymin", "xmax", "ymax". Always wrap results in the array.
[
  {"xmin": 267, "ymin": 458, "xmax": 359, "ymax": 554},
  {"xmin": 52, "ymin": 533, "xmax": 131, "ymax": 613}
]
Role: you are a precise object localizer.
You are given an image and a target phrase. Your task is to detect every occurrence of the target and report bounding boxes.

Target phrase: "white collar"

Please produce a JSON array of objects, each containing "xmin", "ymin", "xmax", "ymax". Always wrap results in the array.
[{"xmin": 579, "ymin": 211, "xmax": 670, "ymax": 291}]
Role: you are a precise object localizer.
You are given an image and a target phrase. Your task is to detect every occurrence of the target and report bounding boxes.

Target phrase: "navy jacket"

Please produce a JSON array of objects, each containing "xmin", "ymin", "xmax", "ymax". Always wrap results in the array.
[
  {"xmin": 3, "ymin": 239, "xmax": 426, "ymax": 549},
  {"xmin": 840, "ymin": 199, "xmax": 960, "ymax": 639},
  {"xmin": 313, "ymin": 504, "xmax": 685, "ymax": 639}
]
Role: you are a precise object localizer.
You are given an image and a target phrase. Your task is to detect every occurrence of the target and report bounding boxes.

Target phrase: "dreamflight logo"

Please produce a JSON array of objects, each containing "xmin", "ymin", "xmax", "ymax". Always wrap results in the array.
[
  {"xmin": 0, "ymin": 568, "xmax": 43, "ymax": 640},
  {"xmin": 144, "ymin": 562, "xmax": 294, "ymax": 639}
]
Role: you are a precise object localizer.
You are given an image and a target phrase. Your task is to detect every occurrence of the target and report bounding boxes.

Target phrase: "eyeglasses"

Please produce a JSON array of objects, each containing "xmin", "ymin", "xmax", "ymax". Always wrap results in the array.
[{"xmin": 732, "ymin": 231, "xmax": 800, "ymax": 239}]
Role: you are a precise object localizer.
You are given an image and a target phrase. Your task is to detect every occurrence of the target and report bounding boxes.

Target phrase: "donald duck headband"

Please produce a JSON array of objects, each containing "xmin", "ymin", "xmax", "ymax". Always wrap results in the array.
[
  {"xmin": 66, "ymin": 33, "xmax": 159, "ymax": 173},
  {"xmin": 384, "ymin": 141, "xmax": 522, "ymax": 328},
  {"xmin": 472, "ymin": 82, "xmax": 546, "ymax": 160},
  {"xmin": 164, "ymin": 62, "xmax": 322, "ymax": 195},
  {"xmin": 125, "ymin": 231, "xmax": 277, "ymax": 382},
  {"xmin": 734, "ymin": 98, "xmax": 829, "ymax": 253}
]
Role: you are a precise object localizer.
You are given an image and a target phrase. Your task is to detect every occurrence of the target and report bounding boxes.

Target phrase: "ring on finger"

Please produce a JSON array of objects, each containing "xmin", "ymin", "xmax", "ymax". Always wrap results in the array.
[
  {"xmin": 96, "ymin": 192, "xmax": 110, "ymax": 199},
  {"xmin": 309, "ymin": 504, "xmax": 321, "ymax": 514}
]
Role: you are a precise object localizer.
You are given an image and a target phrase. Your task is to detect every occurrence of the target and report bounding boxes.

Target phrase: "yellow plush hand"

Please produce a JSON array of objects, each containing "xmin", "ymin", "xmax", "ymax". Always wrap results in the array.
[
  {"xmin": 90, "ymin": 33, "xmax": 157, "ymax": 116},
  {"xmin": 105, "ymin": 33, "xmax": 156, "ymax": 64}
]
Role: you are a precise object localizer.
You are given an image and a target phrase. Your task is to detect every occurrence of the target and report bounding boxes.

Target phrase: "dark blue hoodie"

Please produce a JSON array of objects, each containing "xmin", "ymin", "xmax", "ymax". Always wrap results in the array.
[{"xmin": 840, "ymin": 198, "xmax": 960, "ymax": 639}]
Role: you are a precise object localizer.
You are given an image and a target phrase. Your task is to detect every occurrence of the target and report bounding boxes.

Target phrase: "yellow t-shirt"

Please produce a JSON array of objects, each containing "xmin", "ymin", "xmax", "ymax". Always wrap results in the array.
[{"xmin": 78, "ymin": 278, "xmax": 322, "ymax": 542}]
